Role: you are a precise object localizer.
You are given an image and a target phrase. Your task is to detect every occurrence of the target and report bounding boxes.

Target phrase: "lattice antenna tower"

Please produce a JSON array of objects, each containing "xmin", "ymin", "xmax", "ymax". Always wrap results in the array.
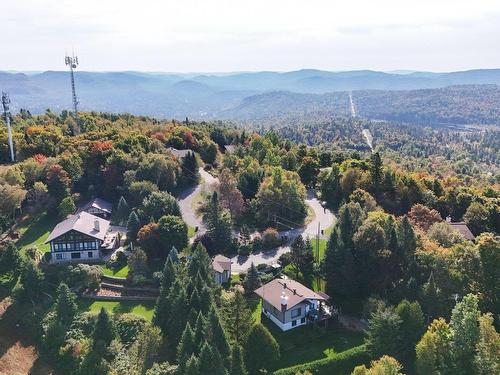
[
  {"xmin": 65, "ymin": 52, "xmax": 80, "ymax": 134},
  {"xmin": 1, "ymin": 92, "xmax": 15, "ymax": 162}
]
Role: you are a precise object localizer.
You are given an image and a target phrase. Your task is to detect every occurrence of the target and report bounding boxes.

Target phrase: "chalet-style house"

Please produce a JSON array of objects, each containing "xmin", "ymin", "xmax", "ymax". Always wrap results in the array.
[
  {"xmin": 254, "ymin": 278, "xmax": 332, "ymax": 331},
  {"xmin": 446, "ymin": 216, "xmax": 475, "ymax": 240},
  {"xmin": 45, "ymin": 212, "xmax": 119, "ymax": 262},
  {"xmin": 212, "ymin": 254, "xmax": 231, "ymax": 284},
  {"xmin": 80, "ymin": 197, "xmax": 113, "ymax": 219}
]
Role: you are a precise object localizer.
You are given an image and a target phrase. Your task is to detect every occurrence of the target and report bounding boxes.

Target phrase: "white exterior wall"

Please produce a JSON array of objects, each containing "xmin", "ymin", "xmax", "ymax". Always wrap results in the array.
[
  {"xmin": 262, "ymin": 307, "xmax": 307, "ymax": 331},
  {"xmin": 51, "ymin": 247, "xmax": 101, "ymax": 263}
]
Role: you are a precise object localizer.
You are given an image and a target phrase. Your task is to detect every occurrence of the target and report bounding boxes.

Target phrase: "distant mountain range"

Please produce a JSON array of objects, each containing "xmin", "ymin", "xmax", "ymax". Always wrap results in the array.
[{"xmin": 1, "ymin": 69, "xmax": 500, "ymax": 126}]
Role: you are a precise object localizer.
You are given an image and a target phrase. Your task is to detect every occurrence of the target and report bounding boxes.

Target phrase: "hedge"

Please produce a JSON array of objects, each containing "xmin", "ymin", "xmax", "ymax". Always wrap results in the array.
[{"xmin": 272, "ymin": 345, "xmax": 369, "ymax": 375}]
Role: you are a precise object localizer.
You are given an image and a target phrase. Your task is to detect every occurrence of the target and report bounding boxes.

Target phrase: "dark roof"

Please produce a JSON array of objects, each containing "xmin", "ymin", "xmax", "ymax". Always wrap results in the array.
[
  {"xmin": 168, "ymin": 147, "xmax": 191, "ymax": 158},
  {"xmin": 45, "ymin": 212, "xmax": 110, "ymax": 243},
  {"xmin": 82, "ymin": 197, "xmax": 113, "ymax": 214},
  {"xmin": 449, "ymin": 222, "xmax": 475, "ymax": 240},
  {"xmin": 212, "ymin": 254, "xmax": 231, "ymax": 273},
  {"xmin": 254, "ymin": 278, "xmax": 329, "ymax": 311}
]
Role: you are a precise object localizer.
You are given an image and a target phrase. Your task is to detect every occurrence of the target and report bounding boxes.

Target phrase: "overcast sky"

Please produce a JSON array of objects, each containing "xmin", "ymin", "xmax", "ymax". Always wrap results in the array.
[{"xmin": 1, "ymin": 0, "xmax": 499, "ymax": 72}]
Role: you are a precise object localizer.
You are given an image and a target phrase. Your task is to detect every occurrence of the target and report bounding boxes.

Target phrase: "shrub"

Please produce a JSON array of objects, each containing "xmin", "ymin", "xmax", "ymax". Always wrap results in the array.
[
  {"xmin": 262, "ymin": 228, "xmax": 280, "ymax": 250},
  {"xmin": 238, "ymin": 244, "xmax": 252, "ymax": 256},
  {"xmin": 115, "ymin": 314, "xmax": 148, "ymax": 346}
]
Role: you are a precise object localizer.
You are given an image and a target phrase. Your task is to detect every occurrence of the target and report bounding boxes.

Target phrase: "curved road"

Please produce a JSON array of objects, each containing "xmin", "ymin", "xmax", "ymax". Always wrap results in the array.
[
  {"xmin": 178, "ymin": 168, "xmax": 218, "ymax": 236},
  {"xmin": 178, "ymin": 171, "xmax": 335, "ymax": 272}
]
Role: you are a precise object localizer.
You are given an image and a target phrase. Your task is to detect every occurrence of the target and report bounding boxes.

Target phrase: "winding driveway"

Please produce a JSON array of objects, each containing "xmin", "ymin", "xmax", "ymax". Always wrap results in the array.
[
  {"xmin": 230, "ymin": 189, "xmax": 335, "ymax": 272},
  {"xmin": 178, "ymin": 171, "xmax": 335, "ymax": 272},
  {"xmin": 178, "ymin": 168, "xmax": 218, "ymax": 236}
]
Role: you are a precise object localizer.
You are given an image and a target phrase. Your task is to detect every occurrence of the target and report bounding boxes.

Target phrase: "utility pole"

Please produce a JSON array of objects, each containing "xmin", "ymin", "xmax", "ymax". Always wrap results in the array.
[
  {"xmin": 1, "ymin": 92, "xmax": 15, "ymax": 162},
  {"xmin": 65, "ymin": 53, "xmax": 80, "ymax": 134}
]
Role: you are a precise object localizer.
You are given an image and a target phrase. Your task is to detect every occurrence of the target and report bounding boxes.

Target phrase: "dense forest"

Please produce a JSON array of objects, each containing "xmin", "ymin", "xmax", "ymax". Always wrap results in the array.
[{"xmin": 0, "ymin": 111, "xmax": 498, "ymax": 375}]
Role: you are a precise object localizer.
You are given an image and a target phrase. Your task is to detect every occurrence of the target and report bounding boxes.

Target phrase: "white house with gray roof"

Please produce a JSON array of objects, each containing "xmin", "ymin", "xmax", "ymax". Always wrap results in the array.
[
  {"xmin": 254, "ymin": 278, "xmax": 332, "ymax": 331},
  {"xmin": 45, "ymin": 211, "xmax": 119, "ymax": 263}
]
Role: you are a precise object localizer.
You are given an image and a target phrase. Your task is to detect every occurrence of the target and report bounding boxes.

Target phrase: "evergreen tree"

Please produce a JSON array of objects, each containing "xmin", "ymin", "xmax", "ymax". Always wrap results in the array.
[
  {"xmin": 193, "ymin": 312, "xmax": 206, "ymax": 352},
  {"xmin": 168, "ymin": 246, "xmax": 179, "ymax": 263},
  {"xmin": 244, "ymin": 323, "xmax": 280, "ymax": 375},
  {"xmin": 184, "ymin": 355, "xmax": 200, "ymax": 375},
  {"xmin": 153, "ymin": 256, "xmax": 177, "ymax": 332},
  {"xmin": 222, "ymin": 289, "xmax": 253, "ymax": 345},
  {"xmin": 117, "ymin": 196, "xmax": 130, "ymax": 225},
  {"xmin": 198, "ymin": 341, "xmax": 226, "ymax": 375},
  {"xmin": 127, "ymin": 211, "xmax": 141, "ymax": 241},
  {"xmin": 166, "ymin": 287, "xmax": 189, "ymax": 342},
  {"xmin": 207, "ymin": 306, "xmax": 231, "ymax": 364},
  {"xmin": 177, "ymin": 322, "xmax": 196, "ymax": 366},
  {"xmin": 370, "ymin": 152, "xmax": 383, "ymax": 194},
  {"xmin": 19, "ymin": 259, "xmax": 45, "ymax": 302},
  {"xmin": 244, "ymin": 263, "xmax": 261, "ymax": 294},
  {"xmin": 395, "ymin": 299, "xmax": 425, "ymax": 363},
  {"xmin": 93, "ymin": 308, "xmax": 116, "ymax": 355},
  {"xmin": 230, "ymin": 345, "xmax": 248, "ymax": 375},
  {"xmin": 54, "ymin": 282, "xmax": 78, "ymax": 326},
  {"xmin": 181, "ymin": 151, "xmax": 199, "ymax": 186},
  {"xmin": 203, "ymin": 192, "xmax": 233, "ymax": 254},
  {"xmin": 0, "ymin": 242, "xmax": 21, "ymax": 276}
]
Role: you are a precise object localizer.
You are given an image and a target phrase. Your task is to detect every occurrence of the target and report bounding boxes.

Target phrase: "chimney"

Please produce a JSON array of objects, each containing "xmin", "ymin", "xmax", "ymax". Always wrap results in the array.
[
  {"xmin": 293, "ymin": 289, "xmax": 297, "ymax": 295},
  {"xmin": 94, "ymin": 219, "xmax": 100, "ymax": 232},
  {"xmin": 280, "ymin": 292, "xmax": 288, "ymax": 312},
  {"xmin": 446, "ymin": 216, "xmax": 452, "ymax": 223}
]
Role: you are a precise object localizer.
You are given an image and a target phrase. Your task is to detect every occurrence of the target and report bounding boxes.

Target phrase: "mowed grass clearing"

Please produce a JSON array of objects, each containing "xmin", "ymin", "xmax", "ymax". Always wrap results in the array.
[
  {"xmin": 16, "ymin": 212, "xmax": 59, "ymax": 254},
  {"xmin": 78, "ymin": 300, "xmax": 155, "ymax": 320}
]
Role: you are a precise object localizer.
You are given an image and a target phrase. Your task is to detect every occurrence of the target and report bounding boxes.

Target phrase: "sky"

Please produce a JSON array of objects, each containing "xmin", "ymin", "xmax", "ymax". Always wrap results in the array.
[{"xmin": 1, "ymin": 0, "xmax": 500, "ymax": 72}]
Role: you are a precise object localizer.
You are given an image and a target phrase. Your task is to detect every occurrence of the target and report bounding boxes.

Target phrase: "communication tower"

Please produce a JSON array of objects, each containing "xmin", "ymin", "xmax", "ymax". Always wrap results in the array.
[{"xmin": 65, "ymin": 53, "xmax": 80, "ymax": 134}]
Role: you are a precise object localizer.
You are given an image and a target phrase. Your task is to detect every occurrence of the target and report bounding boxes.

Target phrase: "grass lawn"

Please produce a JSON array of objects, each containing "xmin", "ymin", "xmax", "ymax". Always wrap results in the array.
[
  {"xmin": 78, "ymin": 299, "xmax": 155, "ymax": 320},
  {"xmin": 101, "ymin": 264, "xmax": 129, "ymax": 278},
  {"xmin": 188, "ymin": 225, "xmax": 196, "ymax": 238},
  {"xmin": 249, "ymin": 297, "xmax": 262, "ymax": 323},
  {"xmin": 305, "ymin": 205, "xmax": 316, "ymax": 225},
  {"xmin": 16, "ymin": 212, "xmax": 59, "ymax": 254},
  {"xmin": 263, "ymin": 320, "xmax": 364, "ymax": 370}
]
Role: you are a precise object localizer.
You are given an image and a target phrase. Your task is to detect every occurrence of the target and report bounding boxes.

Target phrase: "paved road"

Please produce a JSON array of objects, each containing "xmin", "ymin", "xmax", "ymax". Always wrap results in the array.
[
  {"xmin": 178, "ymin": 168, "xmax": 218, "ymax": 236},
  {"xmin": 230, "ymin": 189, "xmax": 335, "ymax": 272}
]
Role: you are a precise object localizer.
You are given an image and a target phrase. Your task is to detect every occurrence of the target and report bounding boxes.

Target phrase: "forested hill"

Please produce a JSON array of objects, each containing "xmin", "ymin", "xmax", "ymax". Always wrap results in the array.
[
  {"xmin": 1, "ymin": 69, "xmax": 500, "ymax": 126},
  {"xmin": 220, "ymin": 85, "xmax": 500, "ymax": 126}
]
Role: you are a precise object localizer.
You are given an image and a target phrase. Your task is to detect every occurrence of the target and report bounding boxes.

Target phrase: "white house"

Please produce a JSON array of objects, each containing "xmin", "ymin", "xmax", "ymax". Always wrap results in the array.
[
  {"xmin": 45, "ymin": 212, "xmax": 119, "ymax": 262},
  {"xmin": 254, "ymin": 278, "xmax": 332, "ymax": 331}
]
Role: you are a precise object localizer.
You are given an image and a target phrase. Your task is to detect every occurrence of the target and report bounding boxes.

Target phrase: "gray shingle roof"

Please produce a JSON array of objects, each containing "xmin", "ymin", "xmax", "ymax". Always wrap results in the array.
[
  {"xmin": 449, "ymin": 222, "xmax": 475, "ymax": 240},
  {"xmin": 45, "ymin": 212, "xmax": 110, "ymax": 243},
  {"xmin": 254, "ymin": 278, "xmax": 329, "ymax": 311},
  {"xmin": 168, "ymin": 147, "xmax": 191, "ymax": 158},
  {"xmin": 82, "ymin": 197, "xmax": 113, "ymax": 214},
  {"xmin": 212, "ymin": 254, "xmax": 231, "ymax": 274}
]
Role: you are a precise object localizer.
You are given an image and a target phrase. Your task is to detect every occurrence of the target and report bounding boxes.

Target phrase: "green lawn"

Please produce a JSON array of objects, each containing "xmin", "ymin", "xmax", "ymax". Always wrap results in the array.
[
  {"xmin": 188, "ymin": 225, "xmax": 196, "ymax": 238},
  {"xmin": 16, "ymin": 212, "xmax": 59, "ymax": 254},
  {"xmin": 263, "ymin": 320, "xmax": 364, "ymax": 370},
  {"xmin": 78, "ymin": 299, "xmax": 155, "ymax": 320},
  {"xmin": 101, "ymin": 264, "xmax": 129, "ymax": 278}
]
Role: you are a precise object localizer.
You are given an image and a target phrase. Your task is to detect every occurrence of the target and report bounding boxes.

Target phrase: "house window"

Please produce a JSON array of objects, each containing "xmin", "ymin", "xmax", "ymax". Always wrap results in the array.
[
  {"xmin": 291, "ymin": 308, "xmax": 301, "ymax": 318},
  {"xmin": 71, "ymin": 252, "xmax": 81, "ymax": 259},
  {"xmin": 301, "ymin": 317, "xmax": 306, "ymax": 324},
  {"xmin": 56, "ymin": 253, "xmax": 63, "ymax": 260},
  {"xmin": 292, "ymin": 320, "xmax": 297, "ymax": 327},
  {"xmin": 88, "ymin": 251, "xmax": 93, "ymax": 258}
]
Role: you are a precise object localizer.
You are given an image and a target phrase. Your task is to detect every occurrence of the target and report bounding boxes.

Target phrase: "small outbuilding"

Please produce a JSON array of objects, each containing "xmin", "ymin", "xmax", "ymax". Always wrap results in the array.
[
  {"xmin": 81, "ymin": 197, "xmax": 113, "ymax": 219},
  {"xmin": 212, "ymin": 254, "xmax": 232, "ymax": 284}
]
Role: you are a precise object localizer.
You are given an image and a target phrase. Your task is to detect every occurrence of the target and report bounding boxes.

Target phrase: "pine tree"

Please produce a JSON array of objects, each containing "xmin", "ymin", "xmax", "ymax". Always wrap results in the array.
[
  {"xmin": 244, "ymin": 323, "xmax": 280, "ymax": 375},
  {"xmin": 153, "ymin": 257, "xmax": 177, "ymax": 332},
  {"xmin": 222, "ymin": 289, "xmax": 253, "ymax": 345},
  {"xmin": 54, "ymin": 282, "xmax": 78, "ymax": 325},
  {"xmin": 166, "ymin": 287, "xmax": 189, "ymax": 342},
  {"xmin": 93, "ymin": 308, "xmax": 116, "ymax": 355},
  {"xmin": 177, "ymin": 322, "xmax": 196, "ymax": 365},
  {"xmin": 370, "ymin": 152, "xmax": 383, "ymax": 194},
  {"xmin": 203, "ymin": 192, "xmax": 233, "ymax": 254},
  {"xmin": 127, "ymin": 211, "xmax": 141, "ymax": 241},
  {"xmin": 244, "ymin": 263, "xmax": 261, "ymax": 294},
  {"xmin": 184, "ymin": 355, "xmax": 200, "ymax": 375},
  {"xmin": 198, "ymin": 341, "xmax": 226, "ymax": 375},
  {"xmin": 193, "ymin": 312, "xmax": 206, "ymax": 353},
  {"xmin": 116, "ymin": 196, "xmax": 130, "ymax": 225},
  {"xmin": 230, "ymin": 345, "xmax": 248, "ymax": 375},
  {"xmin": 207, "ymin": 306, "xmax": 231, "ymax": 364},
  {"xmin": 168, "ymin": 246, "xmax": 179, "ymax": 263}
]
